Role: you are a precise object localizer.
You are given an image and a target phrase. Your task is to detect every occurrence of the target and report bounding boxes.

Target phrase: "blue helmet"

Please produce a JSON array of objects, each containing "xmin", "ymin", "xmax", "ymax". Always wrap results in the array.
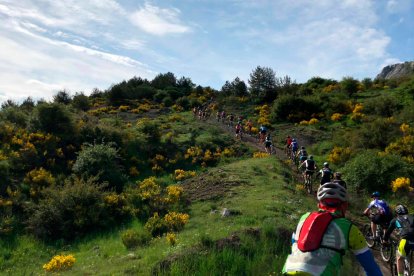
[{"xmin": 371, "ymin": 191, "xmax": 380, "ymax": 198}]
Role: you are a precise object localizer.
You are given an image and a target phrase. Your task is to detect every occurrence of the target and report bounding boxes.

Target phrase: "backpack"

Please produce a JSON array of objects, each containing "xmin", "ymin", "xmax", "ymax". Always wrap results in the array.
[
  {"xmin": 306, "ymin": 159, "xmax": 315, "ymax": 170},
  {"xmin": 297, "ymin": 212, "xmax": 334, "ymax": 252}
]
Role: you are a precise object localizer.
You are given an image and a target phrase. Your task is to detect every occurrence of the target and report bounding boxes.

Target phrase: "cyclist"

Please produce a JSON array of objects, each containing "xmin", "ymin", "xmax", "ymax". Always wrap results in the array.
[
  {"xmin": 285, "ymin": 135, "xmax": 292, "ymax": 156},
  {"xmin": 299, "ymin": 155, "xmax": 316, "ymax": 179},
  {"xmin": 259, "ymin": 125, "xmax": 267, "ymax": 142},
  {"xmin": 383, "ymin": 204, "xmax": 414, "ymax": 276},
  {"xmin": 297, "ymin": 146, "xmax": 308, "ymax": 163},
  {"xmin": 216, "ymin": 110, "xmax": 221, "ymax": 122},
  {"xmin": 228, "ymin": 113, "xmax": 235, "ymax": 127},
  {"xmin": 316, "ymin": 162, "xmax": 333, "ymax": 185},
  {"xmin": 264, "ymin": 133, "xmax": 273, "ymax": 154},
  {"xmin": 282, "ymin": 183, "xmax": 382, "ymax": 275},
  {"xmin": 235, "ymin": 121, "xmax": 242, "ymax": 139},
  {"xmin": 363, "ymin": 192, "xmax": 393, "ymax": 241},
  {"xmin": 246, "ymin": 119, "xmax": 253, "ymax": 135},
  {"xmin": 290, "ymin": 138, "xmax": 298, "ymax": 160},
  {"xmin": 220, "ymin": 111, "xmax": 226, "ymax": 123},
  {"xmin": 333, "ymin": 172, "xmax": 347, "ymax": 189}
]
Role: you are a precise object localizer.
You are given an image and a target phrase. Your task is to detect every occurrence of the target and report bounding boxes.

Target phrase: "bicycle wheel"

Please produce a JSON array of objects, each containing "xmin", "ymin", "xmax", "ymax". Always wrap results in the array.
[
  {"xmin": 380, "ymin": 242, "xmax": 392, "ymax": 263},
  {"xmin": 363, "ymin": 224, "xmax": 375, "ymax": 248}
]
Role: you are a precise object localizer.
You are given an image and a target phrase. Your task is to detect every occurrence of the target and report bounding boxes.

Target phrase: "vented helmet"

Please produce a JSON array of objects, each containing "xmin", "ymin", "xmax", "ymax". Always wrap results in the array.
[
  {"xmin": 395, "ymin": 204, "xmax": 408, "ymax": 215},
  {"xmin": 317, "ymin": 182, "xmax": 347, "ymax": 202}
]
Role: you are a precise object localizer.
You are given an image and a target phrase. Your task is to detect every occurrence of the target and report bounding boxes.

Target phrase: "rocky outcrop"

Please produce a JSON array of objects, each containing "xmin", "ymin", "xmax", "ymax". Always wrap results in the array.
[{"xmin": 376, "ymin": 61, "xmax": 414, "ymax": 80}]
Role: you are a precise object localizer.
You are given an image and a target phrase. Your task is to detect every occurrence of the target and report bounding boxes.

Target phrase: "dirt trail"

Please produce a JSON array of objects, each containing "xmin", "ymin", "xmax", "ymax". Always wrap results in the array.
[{"xmin": 203, "ymin": 116, "xmax": 391, "ymax": 275}]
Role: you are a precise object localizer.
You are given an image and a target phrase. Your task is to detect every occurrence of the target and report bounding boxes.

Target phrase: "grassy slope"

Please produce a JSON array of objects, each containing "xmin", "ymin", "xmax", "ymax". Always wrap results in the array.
[{"xmin": 1, "ymin": 153, "xmax": 360, "ymax": 275}]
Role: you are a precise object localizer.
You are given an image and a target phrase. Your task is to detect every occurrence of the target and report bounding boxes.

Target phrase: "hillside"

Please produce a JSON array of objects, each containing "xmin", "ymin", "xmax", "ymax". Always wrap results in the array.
[{"xmin": 0, "ymin": 70, "xmax": 414, "ymax": 274}]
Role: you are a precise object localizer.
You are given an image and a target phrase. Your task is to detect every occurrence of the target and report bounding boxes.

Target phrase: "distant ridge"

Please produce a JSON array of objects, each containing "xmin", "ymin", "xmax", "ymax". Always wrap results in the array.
[{"xmin": 376, "ymin": 61, "xmax": 414, "ymax": 79}]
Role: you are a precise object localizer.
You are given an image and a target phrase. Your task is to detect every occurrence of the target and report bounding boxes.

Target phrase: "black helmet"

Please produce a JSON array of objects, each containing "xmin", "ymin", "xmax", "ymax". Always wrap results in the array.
[
  {"xmin": 301, "ymin": 146, "xmax": 305, "ymax": 149},
  {"xmin": 334, "ymin": 172, "xmax": 342, "ymax": 179},
  {"xmin": 395, "ymin": 204, "xmax": 408, "ymax": 215},
  {"xmin": 309, "ymin": 155, "xmax": 313, "ymax": 160}
]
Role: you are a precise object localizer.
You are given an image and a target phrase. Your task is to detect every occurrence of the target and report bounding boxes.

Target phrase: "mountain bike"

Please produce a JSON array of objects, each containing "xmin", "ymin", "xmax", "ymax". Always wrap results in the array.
[
  {"xmin": 303, "ymin": 171, "xmax": 314, "ymax": 194},
  {"xmin": 390, "ymin": 248, "xmax": 414, "ymax": 276},
  {"xmin": 362, "ymin": 213, "xmax": 392, "ymax": 262}
]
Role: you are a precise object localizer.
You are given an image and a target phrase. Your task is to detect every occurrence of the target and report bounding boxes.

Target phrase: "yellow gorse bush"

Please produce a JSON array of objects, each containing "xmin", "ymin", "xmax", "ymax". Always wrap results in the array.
[
  {"xmin": 327, "ymin": 146, "xmax": 352, "ymax": 165},
  {"xmin": 308, "ymin": 118, "xmax": 319, "ymax": 125},
  {"xmin": 24, "ymin": 167, "xmax": 55, "ymax": 197},
  {"xmin": 138, "ymin": 177, "xmax": 161, "ymax": 200},
  {"xmin": 164, "ymin": 211, "xmax": 190, "ymax": 231},
  {"xmin": 256, "ymin": 105, "xmax": 271, "ymax": 127},
  {"xmin": 174, "ymin": 169, "xmax": 196, "ymax": 181},
  {"xmin": 165, "ymin": 185, "xmax": 184, "ymax": 204},
  {"xmin": 43, "ymin": 254, "xmax": 76, "ymax": 272},
  {"xmin": 350, "ymin": 103, "xmax": 364, "ymax": 121},
  {"xmin": 118, "ymin": 105, "xmax": 130, "ymax": 111},
  {"xmin": 385, "ymin": 134, "xmax": 414, "ymax": 164},
  {"xmin": 222, "ymin": 147, "xmax": 235, "ymax": 157},
  {"xmin": 166, "ymin": 232, "xmax": 177, "ymax": 246},
  {"xmin": 129, "ymin": 166, "xmax": 139, "ymax": 177},
  {"xmin": 253, "ymin": 152, "xmax": 269, "ymax": 158},
  {"xmin": 331, "ymin": 113, "xmax": 343, "ymax": 121},
  {"xmin": 391, "ymin": 177, "xmax": 412, "ymax": 193},
  {"xmin": 400, "ymin": 123, "xmax": 410, "ymax": 134}
]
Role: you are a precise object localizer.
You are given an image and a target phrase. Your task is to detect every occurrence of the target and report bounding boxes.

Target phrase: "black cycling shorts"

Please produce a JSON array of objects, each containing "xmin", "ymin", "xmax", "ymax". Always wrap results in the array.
[
  {"xmin": 265, "ymin": 142, "xmax": 272, "ymax": 148},
  {"xmin": 305, "ymin": 170, "xmax": 314, "ymax": 175},
  {"xmin": 371, "ymin": 214, "xmax": 392, "ymax": 227}
]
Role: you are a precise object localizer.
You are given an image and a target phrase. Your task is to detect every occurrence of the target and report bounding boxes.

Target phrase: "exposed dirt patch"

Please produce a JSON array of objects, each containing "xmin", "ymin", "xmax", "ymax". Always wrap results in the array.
[{"xmin": 182, "ymin": 173, "xmax": 248, "ymax": 202}]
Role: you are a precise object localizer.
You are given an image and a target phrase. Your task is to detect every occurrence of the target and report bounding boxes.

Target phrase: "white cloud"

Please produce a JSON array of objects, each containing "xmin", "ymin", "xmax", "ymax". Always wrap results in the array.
[
  {"xmin": 0, "ymin": 20, "xmax": 153, "ymax": 102},
  {"xmin": 129, "ymin": 3, "xmax": 191, "ymax": 36},
  {"xmin": 386, "ymin": 0, "xmax": 412, "ymax": 13}
]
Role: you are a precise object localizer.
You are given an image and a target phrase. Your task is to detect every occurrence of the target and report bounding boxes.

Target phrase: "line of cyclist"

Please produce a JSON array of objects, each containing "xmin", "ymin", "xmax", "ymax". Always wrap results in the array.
[
  {"xmin": 282, "ymin": 144, "xmax": 413, "ymax": 275},
  {"xmin": 212, "ymin": 108, "xmax": 413, "ymax": 275},
  {"xmin": 284, "ymin": 136, "xmax": 345, "ymax": 188}
]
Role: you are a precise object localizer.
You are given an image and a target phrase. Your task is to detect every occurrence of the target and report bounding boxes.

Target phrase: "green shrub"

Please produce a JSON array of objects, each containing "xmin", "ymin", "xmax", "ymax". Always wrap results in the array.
[
  {"xmin": 144, "ymin": 213, "xmax": 167, "ymax": 237},
  {"xmin": 0, "ymin": 107, "xmax": 28, "ymax": 127},
  {"xmin": 72, "ymin": 143, "xmax": 126, "ymax": 192},
  {"xmin": 72, "ymin": 92, "xmax": 91, "ymax": 111},
  {"xmin": 121, "ymin": 229, "xmax": 151, "ymax": 249},
  {"xmin": 271, "ymin": 95, "xmax": 321, "ymax": 122},
  {"xmin": 30, "ymin": 103, "xmax": 74, "ymax": 139},
  {"xmin": 355, "ymin": 118, "xmax": 399, "ymax": 149},
  {"xmin": 364, "ymin": 95, "xmax": 401, "ymax": 117},
  {"xmin": 162, "ymin": 97, "xmax": 173, "ymax": 107},
  {"xmin": 342, "ymin": 151, "xmax": 414, "ymax": 193},
  {"xmin": 175, "ymin": 97, "xmax": 190, "ymax": 110},
  {"xmin": 0, "ymin": 160, "xmax": 11, "ymax": 196},
  {"xmin": 25, "ymin": 177, "xmax": 130, "ymax": 241}
]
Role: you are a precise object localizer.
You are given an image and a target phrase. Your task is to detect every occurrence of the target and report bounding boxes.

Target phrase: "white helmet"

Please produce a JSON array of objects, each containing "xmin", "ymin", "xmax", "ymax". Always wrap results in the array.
[{"xmin": 317, "ymin": 182, "xmax": 347, "ymax": 202}]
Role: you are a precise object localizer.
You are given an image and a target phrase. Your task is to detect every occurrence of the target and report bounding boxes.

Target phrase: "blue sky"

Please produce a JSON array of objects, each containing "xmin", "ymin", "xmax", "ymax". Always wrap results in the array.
[{"xmin": 0, "ymin": 0, "xmax": 413, "ymax": 102}]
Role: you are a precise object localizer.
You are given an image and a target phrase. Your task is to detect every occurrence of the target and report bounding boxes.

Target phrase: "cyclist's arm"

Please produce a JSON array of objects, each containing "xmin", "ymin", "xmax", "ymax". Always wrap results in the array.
[
  {"xmin": 349, "ymin": 225, "xmax": 382, "ymax": 275},
  {"xmin": 383, "ymin": 218, "xmax": 396, "ymax": 241}
]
